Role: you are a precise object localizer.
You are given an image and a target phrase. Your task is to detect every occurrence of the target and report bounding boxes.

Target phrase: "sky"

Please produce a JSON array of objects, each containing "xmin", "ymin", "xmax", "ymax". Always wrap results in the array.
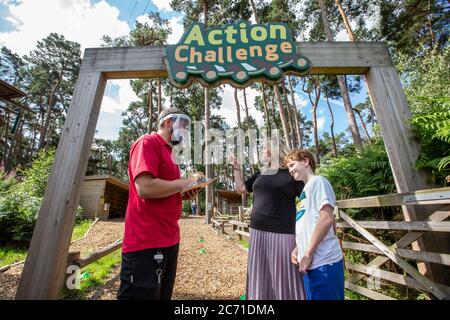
[{"xmin": 0, "ymin": 0, "xmax": 371, "ymax": 142}]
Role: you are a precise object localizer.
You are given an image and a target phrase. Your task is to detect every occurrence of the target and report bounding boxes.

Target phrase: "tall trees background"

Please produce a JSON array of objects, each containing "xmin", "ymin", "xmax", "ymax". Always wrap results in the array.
[{"xmin": 0, "ymin": 0, "xmax": 448, "ymax": 193}]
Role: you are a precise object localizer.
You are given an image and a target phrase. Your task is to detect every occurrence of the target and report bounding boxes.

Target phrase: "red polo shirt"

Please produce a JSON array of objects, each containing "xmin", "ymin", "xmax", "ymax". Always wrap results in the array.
[{"xmin": 122, "ymin": 132, "xmax": 182, "ymax": 253}]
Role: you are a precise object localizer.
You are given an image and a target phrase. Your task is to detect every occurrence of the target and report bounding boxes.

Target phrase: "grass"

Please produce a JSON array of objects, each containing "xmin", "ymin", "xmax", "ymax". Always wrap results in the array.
[
  {"xmin": 62, "ymin": 249, "xmax": 122, "ymax": 299},
  {"xmin": 239, "ymin": 239, "xmax": 250, "ymax": 249},
  {"xmin": 71, "ymin": 219, "xmax": 94, "ymax": 241},
  {"xmin": 0, "ymin": 246, "xmax": 27, "ymax": 267},
  {"xmin": 0, "ymin": 219, "xmax": 95, "ymax": 268}
]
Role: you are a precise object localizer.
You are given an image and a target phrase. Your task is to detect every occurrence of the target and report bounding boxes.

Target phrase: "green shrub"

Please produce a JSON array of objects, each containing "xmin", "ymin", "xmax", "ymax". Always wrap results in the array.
[
  {"xmin": 0, "ymin": 149, "xmax": 55, "ymax": 245},
  {"xmin": 317, "ymin": 139, "xmax": 396, "ymax": 201},
  {"xmin": 411, "ymin": 103, "xmax": 450, "ymax": 185}
]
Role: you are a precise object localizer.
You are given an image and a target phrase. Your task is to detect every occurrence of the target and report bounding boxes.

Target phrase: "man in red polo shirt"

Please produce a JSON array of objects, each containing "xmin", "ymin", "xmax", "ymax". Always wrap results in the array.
[{"xmin": 117, "ymin": 108, "xmax": 202, "ymax": 300}]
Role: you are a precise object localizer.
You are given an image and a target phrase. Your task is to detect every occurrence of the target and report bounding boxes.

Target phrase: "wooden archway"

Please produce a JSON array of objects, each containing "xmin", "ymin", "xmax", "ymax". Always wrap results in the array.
[{"xmin": 15, "ymin": 42, "xmax": 443, "ymax": 299}]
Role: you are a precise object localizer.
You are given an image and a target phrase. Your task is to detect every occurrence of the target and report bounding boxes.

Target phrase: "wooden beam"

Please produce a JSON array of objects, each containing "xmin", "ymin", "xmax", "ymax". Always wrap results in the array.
[
  {"xmin": 79, "ymin": 42, "xmax": 392, "ymax": 79},
  {"xmin": 345, "ymin": 281, "xmax": 396, "ymax": 300},
  {"xmin": 365, "ymin": 66, "xmax": 450, "ymax": 281},
  {"xmin": 337, "ymin": 221, "xmax": 450, "ymax": 232},
  {"xmin": 15, "ymin": 72, "xmax": 107, "ymax": 300},
  {"xmin": 345, "ymin": 208, "xmax": 450, "ymax": 286},
  {"xmin": 229, "ymin": 220, "xmax": 249, "ymax": 228},
  {"xmin": 345, "ymin": 262, "xmax": 429, "ymax": 292},
  {"xmin": 235, "ymin": 229, "xmax": 250, "ymax": 239},
  {"xmin": 75, "ymin": 240, "xmax": 122, "ymax": 268},
  {"xmin": 342, "ymin": 241, "xmax": 450, "ymax": 266},
  {"xmin": 340, "ymin": 211, "xmax": 448, "ymax": 299},
  {"xmin": 337, "ymin": 187, "xmax": 450, "ymax": 208}
]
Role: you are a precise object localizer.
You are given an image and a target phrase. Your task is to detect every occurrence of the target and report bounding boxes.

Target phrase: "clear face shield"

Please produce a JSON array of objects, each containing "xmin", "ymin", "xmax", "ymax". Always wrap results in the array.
[{"xmin": 159, "ymin": 113, "xmax": 191, "ymax": 146}]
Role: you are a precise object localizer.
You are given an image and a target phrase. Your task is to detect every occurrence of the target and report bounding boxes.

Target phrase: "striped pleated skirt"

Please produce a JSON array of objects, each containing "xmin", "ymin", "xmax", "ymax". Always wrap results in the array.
[{"xmin": 246, "ymin": 228, "xmax": 305, "ymax": 300}]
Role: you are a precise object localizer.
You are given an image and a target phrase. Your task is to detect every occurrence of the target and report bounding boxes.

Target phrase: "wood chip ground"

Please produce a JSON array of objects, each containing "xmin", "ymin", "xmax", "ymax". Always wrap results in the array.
[{"xmin": 0, "ymin": 216, "xmax": 248, "ymax": 300}]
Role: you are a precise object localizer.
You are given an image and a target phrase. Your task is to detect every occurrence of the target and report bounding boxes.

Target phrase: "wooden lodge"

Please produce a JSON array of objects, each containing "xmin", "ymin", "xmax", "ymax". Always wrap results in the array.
[
  {"xmin": 79, "ymin": 175, "xmax": 128, "ymax": 220},
  {"xmin": 215, "ymin": 189, "xmax": 242, "ymax": 216}
]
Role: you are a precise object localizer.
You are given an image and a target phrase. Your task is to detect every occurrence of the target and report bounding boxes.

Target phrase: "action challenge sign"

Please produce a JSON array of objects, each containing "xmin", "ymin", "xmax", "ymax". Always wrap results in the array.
[{"xmin": 164, "ymin": 21, "xmax": 311, "ymax": 89}]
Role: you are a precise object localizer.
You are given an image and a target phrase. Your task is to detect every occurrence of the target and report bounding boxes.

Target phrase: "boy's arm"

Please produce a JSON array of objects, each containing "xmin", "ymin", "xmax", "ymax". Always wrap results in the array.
[{"xmin": 297, "ymin": 204, "xmax": 335, "ymax": 273}]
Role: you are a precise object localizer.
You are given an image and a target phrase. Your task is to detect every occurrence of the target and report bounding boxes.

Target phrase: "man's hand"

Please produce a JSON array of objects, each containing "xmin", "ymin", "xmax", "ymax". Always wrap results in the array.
[
  {"xmin": 181, "ymin": 189, "xmax": 199, "ymax": 200},
  {"xmin": 298, "ymin": 254, "xmax": 313, "ymax": 274},
  {"xmin": 180, "ymin": 172, "xmax": 205, "ymax": 193}
]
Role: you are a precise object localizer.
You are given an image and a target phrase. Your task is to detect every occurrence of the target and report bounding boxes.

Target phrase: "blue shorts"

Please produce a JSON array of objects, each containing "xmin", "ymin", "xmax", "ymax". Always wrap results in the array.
[{"xmin": 303, "ymin": 259, "xmax": 345, "ymax": 300}]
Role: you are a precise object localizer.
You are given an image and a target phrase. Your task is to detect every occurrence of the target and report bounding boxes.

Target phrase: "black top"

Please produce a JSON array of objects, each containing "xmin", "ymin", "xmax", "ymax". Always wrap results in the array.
[{"xmin": 244, "ymin": 169, "xmax": 304, "ymax": 234}]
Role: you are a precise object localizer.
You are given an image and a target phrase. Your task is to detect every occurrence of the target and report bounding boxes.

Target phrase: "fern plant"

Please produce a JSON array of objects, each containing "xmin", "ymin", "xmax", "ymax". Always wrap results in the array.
[{"xmin": 411, "ymin": 99, "xmax": 450, "ymax": 185}]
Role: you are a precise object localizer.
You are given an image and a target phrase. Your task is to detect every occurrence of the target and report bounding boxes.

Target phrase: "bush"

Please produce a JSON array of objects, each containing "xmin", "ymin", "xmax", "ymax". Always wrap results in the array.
[
  {"xmin": 0, "ymin": 149, "xmax": 55, "ymax": 245},
  {"xmin": 317, "ymin": 139, "xmax": 396, "ymax": 201},
  {"xmin": 317, "ymin": 139, "xmax": 398, "ymax": 221},
  {"xmin": 411, "ymin": 103, "xmax": 450, "ymax": 186}
]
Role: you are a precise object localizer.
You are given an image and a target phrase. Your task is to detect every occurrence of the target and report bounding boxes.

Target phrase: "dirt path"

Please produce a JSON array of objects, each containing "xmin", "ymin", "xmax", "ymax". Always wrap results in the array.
[
  {"xmin": 0, "ymin": 217, "xmax": 248, "ymax": 300},
  {"xmin": 0, "ymin": 219, "xmax": 125, "ymax": 300},
  {"xmin": 86, "ymin": 217, "xmax": 248, "ymax": 300}
]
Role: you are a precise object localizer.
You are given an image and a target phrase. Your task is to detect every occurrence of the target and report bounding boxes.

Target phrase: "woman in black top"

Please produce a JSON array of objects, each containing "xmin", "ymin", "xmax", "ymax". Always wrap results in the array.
[{"xmin": 231, "ymin": 140, "xmax": 305, "ymax": 300}]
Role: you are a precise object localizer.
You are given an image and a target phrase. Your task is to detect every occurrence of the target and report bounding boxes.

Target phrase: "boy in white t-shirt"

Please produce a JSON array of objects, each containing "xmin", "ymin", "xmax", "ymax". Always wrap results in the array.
[{"xmin": 284, "ymin": 149, "xmax": 344, "ymax": 300}]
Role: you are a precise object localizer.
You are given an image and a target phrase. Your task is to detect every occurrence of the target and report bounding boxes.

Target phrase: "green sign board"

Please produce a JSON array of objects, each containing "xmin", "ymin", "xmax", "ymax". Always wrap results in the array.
[{"xmin": 164, "ymin": 21, "xmax": 312, "ymax": 89}]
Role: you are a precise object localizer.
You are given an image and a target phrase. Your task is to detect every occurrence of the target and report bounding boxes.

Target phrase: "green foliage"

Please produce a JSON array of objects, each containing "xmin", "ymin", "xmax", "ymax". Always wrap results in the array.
[
  {"xmin": 62, "ymin": 250, "xmax": 122, "ymax": 299},
  {"xmin": 0, "ymin": 246, "xmax": 27, "ymax": 267},
  {"xmin": 0, "ymin": 169, "xmax": 17, "ymax": 194},
  {"xmin": 412, "ymin": 104, "xmax": 450, "ymax": 184},
  {"xmin": 18, "ymin": 148, "xmax": 56, "ymax": 197},
  {"xmin": 0, "ymin": 148, "xmax": 81, "ymax": 245},
  {"xmin": 396, "ymin": 48, "xmax": 450, "ymax": 114},
  {"xmin": 317, "ymin": 139, "xmax": 396, "ymax": 202},
  {"xmin": 0, "ymin": 149, "xmax": 55, "ymax": 245}
]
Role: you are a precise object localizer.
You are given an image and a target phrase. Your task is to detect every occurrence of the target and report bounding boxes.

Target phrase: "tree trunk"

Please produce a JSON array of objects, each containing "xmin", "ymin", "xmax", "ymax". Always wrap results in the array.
[
  {"xmin": 427, "ymin": 0, "xmax": 436, "ymax": 49},
  {"xmin": 5, "ymin": 113, "xmax": 22, "ymax": 171},
  {"xmin": 147, "ymin": 80, "xmax": 153, "ymax": 132},
  {"xmin": 274, "ymin": 85, "xmax": 292, "ymax": 149},
  {"xmin": 242, "ymin": 88, "xmax": 250, "ymax": 121},
  {"xmin": 354, "ymin": 108, "xmax": 373, "ymax": 144},
  {"xmin": 39, "ymin": 75, "xmax": 62, "ymax": 149},
  {"xmin": 261, "ymin": 85, "xmax": 271, "ymax": 135},
  {"xmin": 335, "ymin": 0, "xmax": 356, "ymax": 41},
  {"xmin": 234, "ymin": 88, "xmax": 242, "ymax": 128},
  {"xmin": 203, "ymin": 0, "xmax": 214, "ymax": 223},
  {"xmin": 288, "ymin": 76, "xmax": 303, "ymax": 147},
  {"xmin": 2, "ymin": 111, "xmax": 10, "ymax": 165},
  {"xmin": 318, "ymin": 0, "xmax": 362, "ymax": 147},
  {"xmin": 13, "ymin": 118, "xmax": 24, "ymax": 166},
  {"xmin": 326, "ymin": 97, "xmax": 338, "ymax": 157},
  {"xmin": 270, "ymin": 95, "xmax": 276, "ymax": 121},
  {"xmin": 28, "ymin": 120, "xmax": 38, "ymax": 162},
  {"xmin": 303, "ymin": 78, "xmax": 321, "ymax": 164},
  {"xmin": 281, "ymin": 80, "xmax": 296, "ymax": 147},
  {"xmin": 249, "ymin": 0, "xmax": 259, "ymax": 23},
  {"xmin": 157, "ymin": 78, "xmax": 162, "ymax": 115}
]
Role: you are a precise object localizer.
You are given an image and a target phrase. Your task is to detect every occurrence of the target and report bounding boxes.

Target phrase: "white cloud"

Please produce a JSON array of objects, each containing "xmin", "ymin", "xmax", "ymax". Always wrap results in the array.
[
  {"xmin": 294, "ymin": 92, "xmax": 309, "ymax": 110},
  {"xmin": 317, "ymin": 116, "xmax": 325, "ymax": 130},
  {"xmin": 212, "ymin": 85, "xmax": 265, "ymax": 128},
  {"xmin": 335, "ymin": 29, "xmax": 350, "ymax": 41},
  {"xmin": 96, "ymin": 79, "xmax": 139, "ymax": 139},
  {"xmin": 168, "ymin": 15, "xmax": 184, "ymax": 44},
  {"xmin": 0, "ymin": 0, "xmax": 130, "ymax": 56},
  {"xmin": 151, "ymin": 0, "xmax": 172, "ymax": 12},
  {"xmin": 101, "ymin": 80, "xmax": 139, "ymax": 114}
]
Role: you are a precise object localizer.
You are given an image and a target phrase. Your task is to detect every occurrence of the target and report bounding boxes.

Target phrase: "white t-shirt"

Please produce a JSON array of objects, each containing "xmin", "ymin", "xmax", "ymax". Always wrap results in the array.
[{"xmin": 295, "ymin": 175, "xmax": 343, "ymax": 270}]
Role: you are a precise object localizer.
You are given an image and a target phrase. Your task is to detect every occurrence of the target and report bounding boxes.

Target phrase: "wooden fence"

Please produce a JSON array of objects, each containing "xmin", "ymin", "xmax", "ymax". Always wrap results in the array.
[
  {"xmin": 336, "ymin": 187, "xmax": 450, "ymax": 300},
  {"xmin": 221, "ymin": 187, "xmax": 450, "ymax": 300}
]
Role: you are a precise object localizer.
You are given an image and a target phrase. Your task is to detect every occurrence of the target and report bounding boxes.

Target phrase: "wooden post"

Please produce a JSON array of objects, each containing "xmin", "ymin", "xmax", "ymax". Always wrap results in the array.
[
  {"xmin": 365, "ymin": 65, "xmax": 449, "ymax": 283},
  {"xmin": 15, "ymin": 71, "xmax": 107, "ymax": 299}
]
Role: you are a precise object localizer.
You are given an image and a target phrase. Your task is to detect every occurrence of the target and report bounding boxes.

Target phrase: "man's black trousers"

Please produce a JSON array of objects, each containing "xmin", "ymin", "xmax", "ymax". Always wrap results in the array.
[{"xmin": 117, "ymin": 243, "xmax": 179, "ymax": 300}]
